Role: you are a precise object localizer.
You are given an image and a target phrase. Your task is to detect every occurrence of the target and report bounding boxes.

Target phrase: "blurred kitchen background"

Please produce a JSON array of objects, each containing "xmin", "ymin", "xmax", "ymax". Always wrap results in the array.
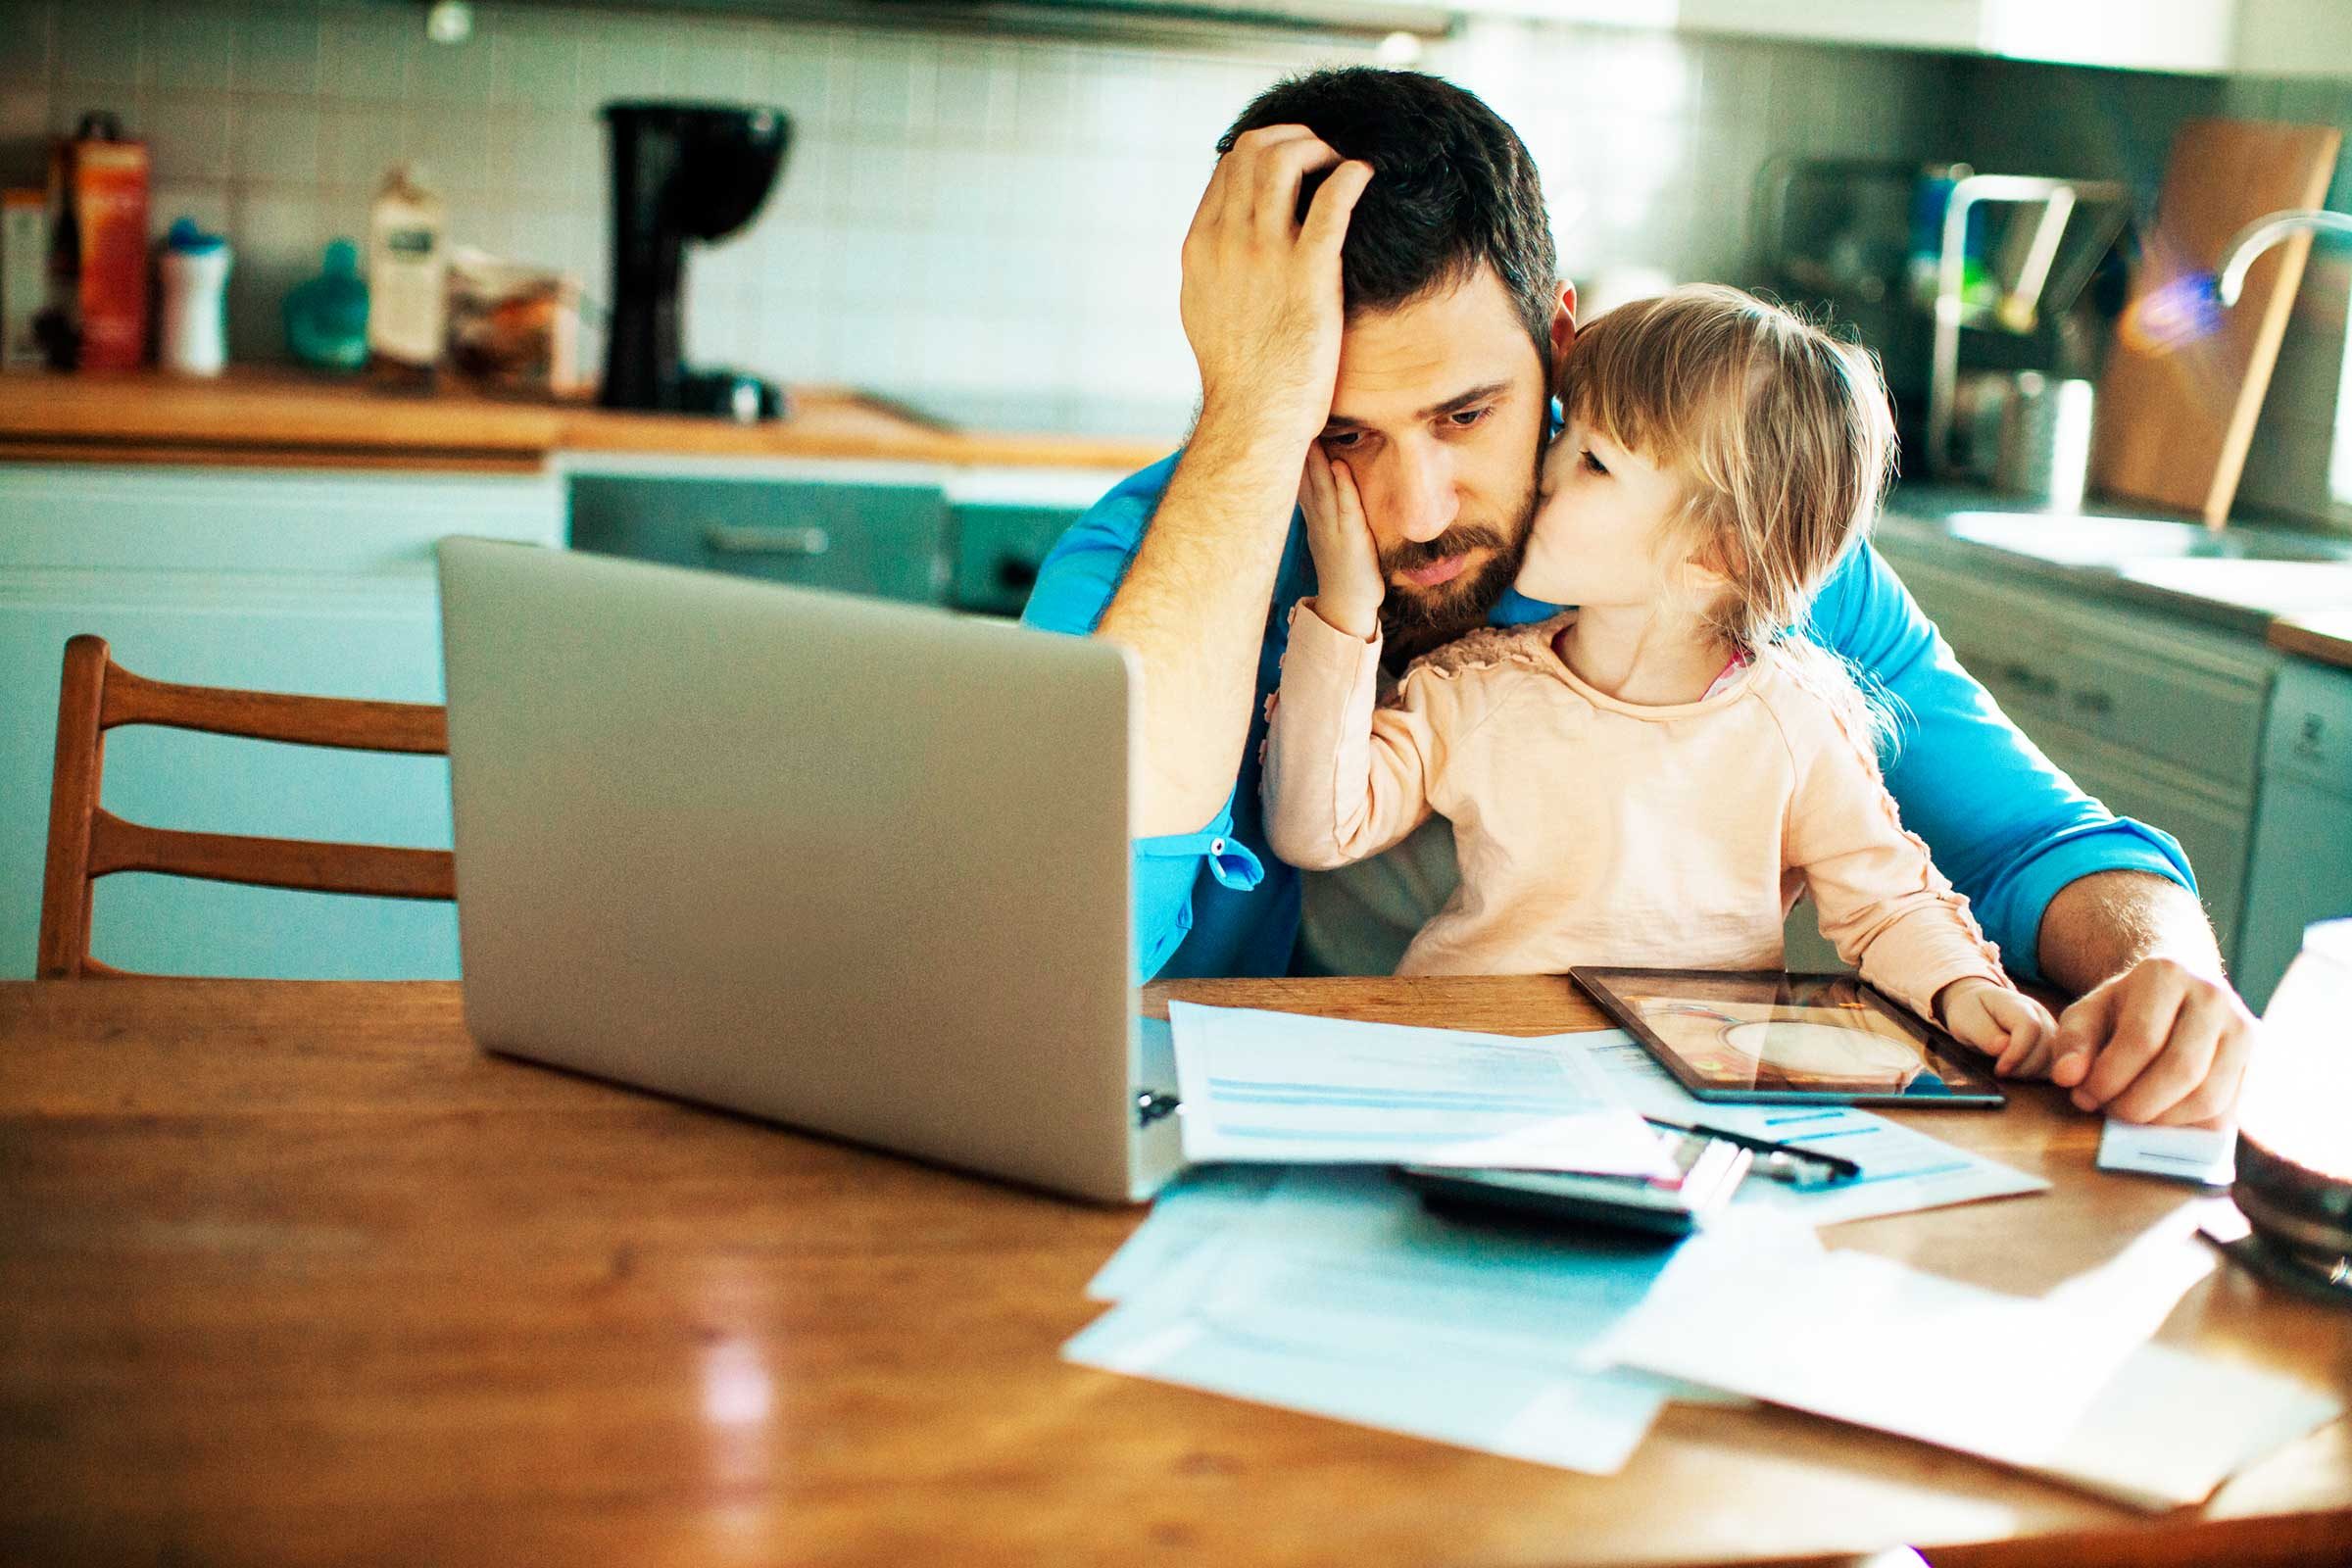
[
  {"xmin": 0, "ymin": 0, "xmax": 2342, "ymax": 507},
  {"xmin": 8, "ymin": 0, "xmax": 2352, "ymax": 1002}
]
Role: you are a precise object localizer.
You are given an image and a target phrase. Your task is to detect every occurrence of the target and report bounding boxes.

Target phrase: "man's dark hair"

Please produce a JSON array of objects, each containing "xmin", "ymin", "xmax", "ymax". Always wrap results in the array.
[{"xmin": 1217, "ymin": 67, "xmax": 1558, "ymax": 366}]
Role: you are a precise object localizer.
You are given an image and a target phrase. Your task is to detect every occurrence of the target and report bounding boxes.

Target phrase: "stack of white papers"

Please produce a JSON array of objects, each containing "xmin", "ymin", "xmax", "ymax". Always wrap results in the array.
[
  {"xmin": 1067, "ymin": 1164, "xmax": 1748, "ymax": 1474},
  {"xmin": 1597, "ymin": 1234, "xmax": 2342, "ymax": 1509},
  {"xmin": 1167, "ymin": 1001, "xmax": 1670, "ymax": 1175},
  {"xmin": 1069, "ymin": 1008, "xmax": 2332, "ymax": 1499}
]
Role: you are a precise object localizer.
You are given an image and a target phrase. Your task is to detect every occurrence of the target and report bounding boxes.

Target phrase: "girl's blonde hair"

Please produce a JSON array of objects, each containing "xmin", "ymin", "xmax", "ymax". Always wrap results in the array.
[{"xmin": 1557, "ymin": 283, "xmax": 1900, "ymax": 751}]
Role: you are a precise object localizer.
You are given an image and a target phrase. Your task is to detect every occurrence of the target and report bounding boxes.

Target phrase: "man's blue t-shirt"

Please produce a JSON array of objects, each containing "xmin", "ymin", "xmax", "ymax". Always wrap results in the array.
[{"xmin": 1022, "ymin": 453, "xmax": 2194, "ymax": 984}]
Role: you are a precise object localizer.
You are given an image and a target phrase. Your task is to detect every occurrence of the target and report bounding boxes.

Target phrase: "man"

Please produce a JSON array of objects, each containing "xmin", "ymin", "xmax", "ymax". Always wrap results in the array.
[{"xmin": 1021, "ymin": 68, "xmax": 2258, "ymax": 1126}]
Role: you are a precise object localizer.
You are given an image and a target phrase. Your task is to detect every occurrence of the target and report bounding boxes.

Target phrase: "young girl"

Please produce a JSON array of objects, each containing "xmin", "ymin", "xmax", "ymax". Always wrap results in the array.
[{"xmin": 1262, "ymin": 284, "xmax": 2055, "ymax": 1068}]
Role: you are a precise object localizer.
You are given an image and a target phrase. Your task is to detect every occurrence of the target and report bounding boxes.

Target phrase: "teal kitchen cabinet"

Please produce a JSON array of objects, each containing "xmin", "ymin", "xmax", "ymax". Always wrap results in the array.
[
  {"xmin": 564, "ymin": 461, "xmax": 1125, "ymax": 618},
  {"xmin": 2238, "ymin": 659, "xmax": 2352, "ymax": 1009},
  {"xmin": 0, "ymin": 462, "xmax": 562, "ymax": 979},
  {"xmin": 569, "ymin": 471, "xmax": 952, "ymax": 605},
  {"xmin": 1870, "ymin": 540, "xmax": 2281, "ymax": 973}
]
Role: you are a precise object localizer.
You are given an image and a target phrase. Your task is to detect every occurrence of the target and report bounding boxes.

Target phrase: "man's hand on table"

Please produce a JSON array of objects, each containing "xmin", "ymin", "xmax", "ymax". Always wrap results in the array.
[
  {"xmin": 2047, "ymin": 957, "xmax": 2261, "ymax": 1125},
  {"xmin": 2034, "ymin": 870, "xmax": 2262, "ymax": 1126}
]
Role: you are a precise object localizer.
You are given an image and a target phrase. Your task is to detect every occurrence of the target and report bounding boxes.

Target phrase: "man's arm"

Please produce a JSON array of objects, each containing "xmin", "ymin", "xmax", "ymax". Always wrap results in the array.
[
  {"xmin": 1810, "ymin": 542, "xmax": 2259, "ymax": 1123},
  {"xmin": 1097, "ymin": 128, "xmax": 1371, "ymax": 837},
  {"xmin": 1809, "ymin": 540, "xmax": 2196, "ymax": 978},
  {"xmin": 1021, "ymin": 465, "xmax": 1268, "ymax": 982}
]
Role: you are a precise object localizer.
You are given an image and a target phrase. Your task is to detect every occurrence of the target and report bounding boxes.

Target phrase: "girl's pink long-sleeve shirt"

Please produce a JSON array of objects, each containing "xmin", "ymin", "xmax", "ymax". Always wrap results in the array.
[{"xmin": 1260, "ymin": 604, "xmax": 2009, "ymax": 1020}]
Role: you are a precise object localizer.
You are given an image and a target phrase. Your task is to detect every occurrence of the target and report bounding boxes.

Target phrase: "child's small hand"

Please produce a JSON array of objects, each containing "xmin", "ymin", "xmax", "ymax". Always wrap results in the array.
[
  {"xmin": 1936, "ymin": 978, "xmax": 2059, "ymax": 1076},
  {"xmin": 1299, "ymin": 447, "xmax": 1384, "ymax": 640}
]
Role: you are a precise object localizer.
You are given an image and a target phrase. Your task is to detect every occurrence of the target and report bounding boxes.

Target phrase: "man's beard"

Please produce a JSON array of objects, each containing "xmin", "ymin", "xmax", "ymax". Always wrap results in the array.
[{"xmin": 1377, "ymin": 472, "xmax": 1541, "ymax": 667}]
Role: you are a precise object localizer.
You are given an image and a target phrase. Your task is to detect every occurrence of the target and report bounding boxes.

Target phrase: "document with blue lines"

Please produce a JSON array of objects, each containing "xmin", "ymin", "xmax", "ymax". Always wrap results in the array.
[
  {"xmin": 1575, "ymin": 1032, "xmax": 2049, "ymax": 1226},
  {"xmin": 1165, "ymin": 1002, "xmax": 1672, "ymax": 1176}
]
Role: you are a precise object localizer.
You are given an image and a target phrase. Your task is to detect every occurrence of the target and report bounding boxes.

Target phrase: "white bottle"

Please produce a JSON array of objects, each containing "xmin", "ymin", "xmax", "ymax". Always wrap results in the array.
[
  {"xmin": 157, "ymin": 217, "xmax": 231, "ymax": 376},
  {"xmin": 367, "ymin": 165, "xmax": 446, "ymax": 374}
]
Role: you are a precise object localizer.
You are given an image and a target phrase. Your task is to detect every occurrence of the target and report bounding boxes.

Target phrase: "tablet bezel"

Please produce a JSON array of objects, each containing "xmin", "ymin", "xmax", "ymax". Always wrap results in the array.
[{"xmin": 1568, "ymin": 966, "xmax": 2006, "ymax": 1107}]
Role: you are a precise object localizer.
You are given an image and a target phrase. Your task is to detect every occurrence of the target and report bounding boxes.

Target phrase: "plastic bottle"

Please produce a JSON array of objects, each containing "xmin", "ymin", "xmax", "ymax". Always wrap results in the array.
[
  {"xmin": 282, "ymin": 239, "xmax": 369, "ymax": 372},
  {"xmin": 367, "ymin": 165, "xmax": 445, "ymax": 379},
  {"xmin": 157, "ymin": 217, "xmax": 230, "ymax": 376}
]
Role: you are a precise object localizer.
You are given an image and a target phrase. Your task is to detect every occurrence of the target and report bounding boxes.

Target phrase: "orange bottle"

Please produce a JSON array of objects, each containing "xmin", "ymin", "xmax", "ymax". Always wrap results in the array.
[{"xmin": 48, "ymin": 113, "xmax": 151, "ymax": 371}]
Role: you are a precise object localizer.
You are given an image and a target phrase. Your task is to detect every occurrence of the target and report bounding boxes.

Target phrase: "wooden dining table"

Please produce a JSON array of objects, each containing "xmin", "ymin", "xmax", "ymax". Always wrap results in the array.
[{"xmin": 3, "ymin": 975, "xmax": 2347, "ymax": 1567}]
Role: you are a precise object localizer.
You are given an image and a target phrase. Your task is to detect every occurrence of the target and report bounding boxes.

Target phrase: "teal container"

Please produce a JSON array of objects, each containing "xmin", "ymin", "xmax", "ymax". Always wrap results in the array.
[{"xmin": 283, "ymin": 239, "xmax": 370, "ymax": 371}]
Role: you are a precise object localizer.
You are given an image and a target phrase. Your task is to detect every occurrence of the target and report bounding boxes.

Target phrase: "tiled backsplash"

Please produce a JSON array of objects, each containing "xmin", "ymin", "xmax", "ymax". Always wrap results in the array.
[
  {"xmin": 0, "ymin": 0, "xmax": 1959, "ymax": 436},
  {"xmin": 2, "ymin": 1, "xmax": 2346, "ymax": 522}
]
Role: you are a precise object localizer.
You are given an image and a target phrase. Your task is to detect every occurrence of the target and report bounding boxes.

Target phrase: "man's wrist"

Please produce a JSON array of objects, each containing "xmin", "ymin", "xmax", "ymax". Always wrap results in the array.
[
  {"xmin": 1196, "ymin": 386, "xmax": 1326, "ymax": 464},
  {"xmin": 2037, "ymin": 869, "xmax": 2223, "ymax": 995}
]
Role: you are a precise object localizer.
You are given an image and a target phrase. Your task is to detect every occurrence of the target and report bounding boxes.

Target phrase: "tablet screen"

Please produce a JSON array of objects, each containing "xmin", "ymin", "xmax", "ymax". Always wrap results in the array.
[{"xmin": 1570, "ymin": 967, "xmax": 2005, "ymax": 1106}]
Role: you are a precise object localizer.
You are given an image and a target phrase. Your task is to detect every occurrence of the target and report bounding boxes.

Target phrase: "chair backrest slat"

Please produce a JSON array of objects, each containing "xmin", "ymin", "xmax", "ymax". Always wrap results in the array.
[
  {"xmin": 87, "ymin": 811, "xmax": 457, "ymax": 901},
  {"xmin": 36, "ymin": 634, "xmax": 459, "ymax": 978},
  {"xmin": 101, "ymin": 663, "xmax": 449, "ymax": 754}
]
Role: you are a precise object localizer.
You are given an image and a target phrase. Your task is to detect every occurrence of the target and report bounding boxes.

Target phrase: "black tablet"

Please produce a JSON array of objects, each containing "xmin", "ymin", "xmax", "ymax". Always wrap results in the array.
[{"xmin": 1569, "ymin": 966, "xmax": 2005, "ymax": 1107}]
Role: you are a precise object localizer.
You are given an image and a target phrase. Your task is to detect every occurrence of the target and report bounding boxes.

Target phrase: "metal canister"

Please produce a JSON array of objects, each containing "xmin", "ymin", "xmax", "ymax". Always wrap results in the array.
[{"xmin": 1995, "ymin": 370, "xmax": 2096, "ymax": 511}]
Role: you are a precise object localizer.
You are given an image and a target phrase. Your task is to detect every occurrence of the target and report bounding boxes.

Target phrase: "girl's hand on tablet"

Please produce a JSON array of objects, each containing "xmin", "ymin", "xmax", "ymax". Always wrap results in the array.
[
  {"xmin": 1936, "ymin": 979, "xmax": 2059, "ymax": 1076},
  {"xmin": 1299, "ymin": 448, "xmax": 1385, "ymax": 641}
]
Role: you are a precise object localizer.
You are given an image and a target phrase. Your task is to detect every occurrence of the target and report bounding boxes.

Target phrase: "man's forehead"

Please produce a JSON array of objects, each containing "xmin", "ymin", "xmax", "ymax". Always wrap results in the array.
[{"xmin": 1332, "ymin": 268, "xmax": 1540, "ymax": 420}]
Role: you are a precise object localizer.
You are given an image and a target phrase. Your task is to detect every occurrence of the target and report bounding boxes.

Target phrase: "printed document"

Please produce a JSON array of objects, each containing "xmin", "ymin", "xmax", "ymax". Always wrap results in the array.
[
  {"xmin": 1596, "ymin": 1237, "xmax": 2340, "ymax": 1510},
  {"xmin": 1166, "ymin": 1002, "xmax": 1669, "ymax": 1175},
  {"xmin": 1066, "ymin": 1165, "xmax": 1759, "ymax": 1473},
  {"xmin": 1565, "ymin": 1030, "xmax": 2049, "ymax": 1226}
]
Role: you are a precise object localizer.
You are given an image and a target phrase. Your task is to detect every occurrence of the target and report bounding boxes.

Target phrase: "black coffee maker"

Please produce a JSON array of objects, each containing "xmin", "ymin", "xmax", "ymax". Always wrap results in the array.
[{"xmin": 601, "ymin": 102, "xmax": 791, "ymax": 419}]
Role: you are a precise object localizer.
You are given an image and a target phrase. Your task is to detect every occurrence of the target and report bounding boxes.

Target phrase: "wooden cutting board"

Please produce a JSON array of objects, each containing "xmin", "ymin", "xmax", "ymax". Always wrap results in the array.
[{"xmin": 2091, "ymin": 117, "xmax": 2342, "ymax": 527}]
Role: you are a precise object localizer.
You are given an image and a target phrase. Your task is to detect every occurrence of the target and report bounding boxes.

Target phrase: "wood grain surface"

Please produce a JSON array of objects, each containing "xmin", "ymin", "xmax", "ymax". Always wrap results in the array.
[
  {"xmin": 1, "ymin": 976, "xmax": 2346, "ymax": 1568},
  {"xmin": 0, "ymin": 368, "xmax": 1171, "ymax": 472},
  {"xmin": 2271, "ymin": 611, "xmax": 2352, "ymax": 671}
]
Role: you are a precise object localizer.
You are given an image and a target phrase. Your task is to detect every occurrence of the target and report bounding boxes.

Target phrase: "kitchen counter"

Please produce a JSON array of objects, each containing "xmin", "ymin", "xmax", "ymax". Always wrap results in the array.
[
  {"xmin": 1882, "ymin": 484, "xmax": 2352, "ymax": 647},
  {"xmin": 0, "ymin": 368, "xmax": 1175, "ymax": 473},
  {"xmin": 2269, "ymin": 611, "xmax": 2352, "ymax": 669}
]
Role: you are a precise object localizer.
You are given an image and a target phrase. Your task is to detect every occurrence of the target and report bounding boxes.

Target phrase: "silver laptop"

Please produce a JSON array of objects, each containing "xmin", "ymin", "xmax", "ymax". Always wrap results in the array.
[{"xmin": 435, "ymin": 537, "xmax": 1182, "ymax": 1203}]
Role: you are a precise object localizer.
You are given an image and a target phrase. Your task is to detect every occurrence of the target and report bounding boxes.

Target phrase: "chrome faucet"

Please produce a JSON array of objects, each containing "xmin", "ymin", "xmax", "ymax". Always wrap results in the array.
[{"xmin": 2216, "ymin": 208, "xmax": 2352, "ymax": 306}]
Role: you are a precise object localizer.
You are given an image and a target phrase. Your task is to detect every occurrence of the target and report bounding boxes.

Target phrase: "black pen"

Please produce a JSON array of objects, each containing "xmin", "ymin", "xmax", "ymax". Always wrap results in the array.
[{"xmin": 1643, "ymin": 1116, "xmax": 1863, "ymax": 1184}]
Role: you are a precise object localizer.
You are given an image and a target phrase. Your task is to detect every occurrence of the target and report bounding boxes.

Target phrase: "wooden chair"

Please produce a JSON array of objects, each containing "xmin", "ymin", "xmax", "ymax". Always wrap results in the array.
[{"xmin": 37, "ymin": 634, "xmax": 457, "ymax": 978}]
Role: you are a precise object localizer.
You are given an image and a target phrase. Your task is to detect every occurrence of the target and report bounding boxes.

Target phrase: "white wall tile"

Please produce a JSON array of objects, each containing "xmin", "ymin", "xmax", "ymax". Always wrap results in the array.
[
  {"xmin": 142, "ymin": 92, "xmax": 233, "ymax": 182},
  {"xmin": 235, "ymin": 5, "xmax": 320, "ymax": 97},
  {"xmin": 57, "ymin": 0, "xmax": 143, "ymax": 88},
  {"xmin": 409, "ymin": 29, "xmax": 493, "ymax": 104},
  {"xmin": 404, "ymin": 96, "xmax": 492, "ymax": 197},
  {"xmin": 667, "ymin": 29, "xmax": 756, "ymax": 101},
  {"xmin": 29, "ymin": 0, "xmax": 1982, "ymax": 423},
  {"xmin": 0, "ymin": 1, "xmax": 53, "ymax": 87},
  {"xmin": 318, "ymin": 103, "xmax": 401, "ymax": 187},
  {"xmin": 319, "ymin": 6, "xmax": 413, "ymax": 102},
  {"xmin": 233, "ymin": 99, "xmax": 319, "ymax": 184},
  {"xmin": 493, "ymin": 29, "xmax": 578, "ymax": 112},
  {"xmin": 148, "ymin": 4, "xmax": 236, "ymax": 94}
]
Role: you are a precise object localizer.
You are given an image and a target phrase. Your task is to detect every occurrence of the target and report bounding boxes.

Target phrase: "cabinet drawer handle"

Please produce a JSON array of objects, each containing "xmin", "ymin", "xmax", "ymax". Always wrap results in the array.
[
  {"xmin": 704, "ymin": 523, "xmax": 830, "ymax": 558},
  {"xmin": 2071, "ymin": 688, "xmax": 2115, "ymax": 715}
]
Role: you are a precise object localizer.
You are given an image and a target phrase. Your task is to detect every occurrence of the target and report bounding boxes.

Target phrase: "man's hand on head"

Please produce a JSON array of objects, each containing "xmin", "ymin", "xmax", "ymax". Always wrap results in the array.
[
  {"xmin": 1179, "ymin": 125, "xmax": 1372, "ymax": 452},
  {"xmin": 2034, "ymin": 870, "xmax": 2262, "ymax": 1125}
]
